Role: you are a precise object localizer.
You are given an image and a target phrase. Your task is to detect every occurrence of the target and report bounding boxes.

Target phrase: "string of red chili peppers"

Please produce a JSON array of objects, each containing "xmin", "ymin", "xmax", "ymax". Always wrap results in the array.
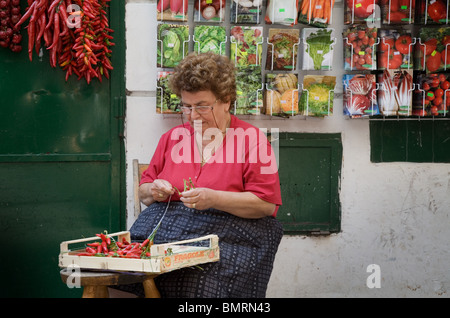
[{"xmin": 14, "ymin": 0, "xmax": 114, "ymax": 83}]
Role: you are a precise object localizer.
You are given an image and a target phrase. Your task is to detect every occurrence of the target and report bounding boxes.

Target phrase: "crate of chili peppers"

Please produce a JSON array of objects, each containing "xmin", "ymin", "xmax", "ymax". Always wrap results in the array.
[{"xmin": 59, "ymin": 231, "xmax": 220, "ymax": 273}]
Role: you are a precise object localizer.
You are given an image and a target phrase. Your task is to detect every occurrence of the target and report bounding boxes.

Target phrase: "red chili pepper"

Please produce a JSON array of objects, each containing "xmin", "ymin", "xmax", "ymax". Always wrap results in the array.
[
  {"xmin": 77, "ymin": 252, "xmax": 96, "ymax": 256},
  {"xmin": 101, "ymin": 241, "xmax": 108, "ymax": 253},
  {"xmin": 141, "ymin": 239, "xmax": 150, "ymax": 248},
  {"xmin": 85, "ymin": 247, "xmax": 96, "ymax": 254}
]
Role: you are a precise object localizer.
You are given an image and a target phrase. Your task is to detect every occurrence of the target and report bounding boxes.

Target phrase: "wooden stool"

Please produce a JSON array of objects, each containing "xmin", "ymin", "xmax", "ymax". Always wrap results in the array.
[{"xmin": 60, "ymin": 270, "xmax": 160, "ymax": 298}]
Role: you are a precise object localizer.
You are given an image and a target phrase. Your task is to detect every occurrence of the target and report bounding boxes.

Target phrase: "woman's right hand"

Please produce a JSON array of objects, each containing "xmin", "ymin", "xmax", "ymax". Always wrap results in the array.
[
  {"xmin": 139, "ymin": 179, "xmax": 174, "ymax": 206},
  {"xmin": 150, "ymin": 179, "xmax": 174, "ymax": 202}
]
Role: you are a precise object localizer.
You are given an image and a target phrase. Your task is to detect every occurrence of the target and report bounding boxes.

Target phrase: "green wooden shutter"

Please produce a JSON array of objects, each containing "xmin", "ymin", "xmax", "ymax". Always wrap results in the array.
[
  {"xmin": 277, "ymin": 133, "xmax": 342, "ymax": 234},
  {"xmin": 0, "ymin": 1, "xmax": 125, "ymax": 297}
]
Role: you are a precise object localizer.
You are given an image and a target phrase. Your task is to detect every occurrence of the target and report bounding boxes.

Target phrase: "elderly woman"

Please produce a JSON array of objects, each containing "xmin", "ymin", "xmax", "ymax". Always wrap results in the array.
[{"xmin": 129, "ymin": 52, "xmax": 283, "ymax": 298}]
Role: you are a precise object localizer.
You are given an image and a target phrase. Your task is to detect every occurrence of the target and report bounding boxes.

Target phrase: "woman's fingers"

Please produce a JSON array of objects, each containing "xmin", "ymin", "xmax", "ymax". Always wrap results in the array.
[
  {"xmin": 152, "ymin": 179, "xmax": 174, "ymax": 200},
  {"xmin": 180, "ymin": 188, "xmax": 212, "ymax": 210}
]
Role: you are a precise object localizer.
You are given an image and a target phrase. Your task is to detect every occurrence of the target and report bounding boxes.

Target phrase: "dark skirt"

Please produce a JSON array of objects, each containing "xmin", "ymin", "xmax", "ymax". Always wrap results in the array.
[{"xmin": 120, "ymin": 201, "xmax": 283, "ymax": 298}]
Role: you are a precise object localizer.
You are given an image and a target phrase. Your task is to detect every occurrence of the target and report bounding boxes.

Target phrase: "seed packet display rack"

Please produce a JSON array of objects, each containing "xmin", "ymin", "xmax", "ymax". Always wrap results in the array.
[
  {"xmin": 154, "ymin": 0, "xmax": 337, "ymax": 119},
  {"xmin": 154, "ymin": 0, "xmax": 450, "ymax": 120},
  {"xmin": 343, "ymin": 0, "xmax": 450, "ymax": 119}
]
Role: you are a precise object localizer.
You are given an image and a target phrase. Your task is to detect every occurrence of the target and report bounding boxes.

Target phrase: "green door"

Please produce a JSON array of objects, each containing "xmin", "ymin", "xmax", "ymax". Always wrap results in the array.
[{"xmin": 0, "ymin": 2, "xmax": 125, "ymax": 297}]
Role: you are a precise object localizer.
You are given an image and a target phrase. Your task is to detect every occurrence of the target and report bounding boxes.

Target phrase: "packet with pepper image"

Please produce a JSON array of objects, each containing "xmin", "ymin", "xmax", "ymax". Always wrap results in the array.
[{"xmin": 415, "ymin": 27, "xmax": 450, "ymax": 73}]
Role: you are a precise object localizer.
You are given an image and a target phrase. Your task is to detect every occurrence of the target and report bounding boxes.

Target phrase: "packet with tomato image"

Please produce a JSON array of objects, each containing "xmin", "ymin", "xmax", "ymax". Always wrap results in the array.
[
  {"xmin": 343, "ymin": 74, "xmax": 379, "ymax": 118},
  {"xmin": 413, "ymin": 73, "xmax": 450, "ymax": 116},
  {"xmin": 377, "ymin": 29, "xmax": 413, "ymax": 70},
  {"xmin": 415, "ymin": 27, "xmax": 450, "ymax": 73},
  {"xmin": 419, "ymin": 0, "xmax": 450, "ymax": 24},
  {"xmin": 344, "ymin": 0, "xmax": 380, "ymax": 24},
  {"xmin": 381, "ymin": 0, "xmax": 415, "ymax": 24},
  {"xmin": 343, "ymin": 25, "xmax": 378, "ymax": 71}
]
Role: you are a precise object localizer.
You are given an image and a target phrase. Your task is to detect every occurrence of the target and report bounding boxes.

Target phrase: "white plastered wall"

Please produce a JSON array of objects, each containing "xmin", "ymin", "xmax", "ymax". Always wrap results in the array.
[{"xmin": 124, "ymin": 0, "xmax": 450, "ymax": 297}]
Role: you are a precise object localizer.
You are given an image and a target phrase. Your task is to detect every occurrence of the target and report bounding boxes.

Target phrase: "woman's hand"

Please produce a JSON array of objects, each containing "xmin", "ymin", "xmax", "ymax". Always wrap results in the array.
[
  {"xmin": 151, "ymin": 179, "xmax": 175, "ymax": 201},
  {"xmin": 139, "ymin": 179, "xmax": 174, "ymax": 206},
  {"xmin": 181, "ymin": 188, "xmax": 276, "ymax": 218},
  {"xmin": 180, "ymin": 188, "xmax": 215, "ymax": 210}
]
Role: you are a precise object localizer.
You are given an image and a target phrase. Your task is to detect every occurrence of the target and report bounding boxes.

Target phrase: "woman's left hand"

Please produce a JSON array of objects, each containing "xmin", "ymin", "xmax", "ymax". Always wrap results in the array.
[{"xmin": 180, "ymin": 188, "xmax": 214, "ymax": 210}]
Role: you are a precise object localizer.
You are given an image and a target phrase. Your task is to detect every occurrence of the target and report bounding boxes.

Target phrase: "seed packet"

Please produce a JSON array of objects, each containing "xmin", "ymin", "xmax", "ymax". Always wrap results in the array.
[
  {"xmin": 344, "ymin": 0, "xmax": 380, "ymax": 24},
  {"xmin": 377, "ymin": 69, "xmax": 413, "ymax": 116},
  {"xmin": 193, "ymin": 0, "xmax": 226, "ymax": 22},
  {"xmin": 381, "ymin": 0, "xmax": 414, "ymax": 24},
  {"xmin": 264, "ymin": 73, "xmax": 299, "ymax": 117},
  {"xmin": 230, "ymin": 26, "xmax": 263, "ymax": 68},
  {"xmin": 193, "ymin": 25, "xmax": 226, "ymax": 55},
  {"xmin": 265, "ymin": 0, "xmax": 299, "ymax": 26},
  {"xmin": 418, "ymin": 0, "xmax": 450, "ymax": 25},
  {"xmin": 157, "ymin": 23, "xmax": 189, "ymax": 68},
  {"xmin": 156, "ymin": 72, "xmax": 181, "ymax": 114},
  {"xmin": 343, "ymin": 74, "xmax": 379, "ymax": 118},
  {"xmin": 234, "ymin": 66, "xmax": 263, "ymax": 115},
  {"xmin": 266, "ymin": 28, "xmax": 300, "ymax": 71},
  {"xmin": 299, "ymin": 75, "xmax": 336, "ymax": 117},
  {"xmin": 343, "ymin": 25, "xmax": 377, "ymax": 71},
  {"xmin": 415, "ymin": 27, "xmax": 450, "ymax": 73},
  {"xmin": 378, "ymin": 29, "xmax": 414, "ymax": 70},
  {"xmin": 230, "ymin": 0, "xmax": 263, "ymax": 24},
  {"xmin": 413, "ymin": 73, "xmax": 450, "ymax": 116},
  {"xmin": 302, "ymin": 28, "xmax": 335, "ymax": 71},
  {"xmin": 156, "ymin": 0, "xmax": 188, "ymax": 22},
  {"xmin": 298, "ymin": 0, "xmax": 335, "ymax": 27}
]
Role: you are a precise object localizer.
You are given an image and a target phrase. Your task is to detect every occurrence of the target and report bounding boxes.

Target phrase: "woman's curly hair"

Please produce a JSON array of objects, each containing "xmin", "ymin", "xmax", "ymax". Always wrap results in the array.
[{"xmin": 169, "ymin": 52, "xmax": 237, "ymax": 105}]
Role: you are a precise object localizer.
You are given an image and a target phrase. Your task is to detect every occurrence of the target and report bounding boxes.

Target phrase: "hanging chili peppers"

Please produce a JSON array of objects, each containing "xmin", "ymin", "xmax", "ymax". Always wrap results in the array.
[
  {"xmin": 14, "ymin": 0, "xmax": 114, "ymax": 83},
  {"xmin": 0, "ymin": 0, "xmax": 22, "ymax": 52}
]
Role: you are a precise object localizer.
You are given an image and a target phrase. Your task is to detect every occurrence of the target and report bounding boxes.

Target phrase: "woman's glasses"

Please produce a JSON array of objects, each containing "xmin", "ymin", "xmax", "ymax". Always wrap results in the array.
[{"xmin": 179, "ymin": 100, "xmax": 217, "ymax": 115}]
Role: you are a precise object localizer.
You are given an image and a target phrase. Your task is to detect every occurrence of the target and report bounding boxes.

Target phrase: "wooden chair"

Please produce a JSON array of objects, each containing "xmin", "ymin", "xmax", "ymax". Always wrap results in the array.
[
  {"xmin": 133, "ymin": 159, "xmax": 149, "ymax": 218},
  {"xmin": 59, "ymin": 159, "xmax": 157, "ymax": 298}
]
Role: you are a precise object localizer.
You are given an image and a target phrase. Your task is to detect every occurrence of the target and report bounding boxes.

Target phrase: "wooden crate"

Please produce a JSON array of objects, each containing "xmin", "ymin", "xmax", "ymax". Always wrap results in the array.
[{"xmin": 59, "ymin": 231, "xmax": 219, "ymax": 273}]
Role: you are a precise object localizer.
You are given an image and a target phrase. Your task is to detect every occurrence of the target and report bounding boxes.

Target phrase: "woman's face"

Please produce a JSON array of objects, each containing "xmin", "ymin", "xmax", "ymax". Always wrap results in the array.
[{"xmin": 180, "ymin": 90, "xmax": 230, "ymax": 134}]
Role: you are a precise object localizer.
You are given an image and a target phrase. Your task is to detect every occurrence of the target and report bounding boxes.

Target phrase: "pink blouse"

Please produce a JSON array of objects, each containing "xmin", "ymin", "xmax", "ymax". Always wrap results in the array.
[{"xmin": 140, "ymin": 115, "xmax": 282, "ymax": 216}]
